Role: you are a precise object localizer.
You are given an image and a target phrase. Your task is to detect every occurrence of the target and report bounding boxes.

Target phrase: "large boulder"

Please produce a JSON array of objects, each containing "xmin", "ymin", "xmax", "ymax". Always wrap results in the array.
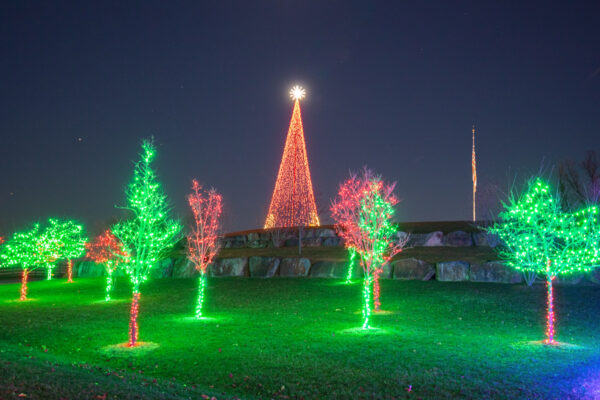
[
  {"xmin": 309, "ymin": 261, "xmax": 347, "ymax": 278},
  {"xmin": 378, "ymin": 263, "xmax": 393, "ymax": 279},
  {"xmin": 473, "ymin": 232, "xmax": 501, "ymax": 247},
  {"xmin": 76, "ymin": 260, "xmax": 105, "ymax": 277},
  {"xmin": 407, "ymin": 233, "xmax": 428, "ymax": 247},
  {"xmin": 151, "ymin": 258, "xmax": 174, "ymax": 278},
  {"xmin": 211, "ymin": 257, "xmax": 248, "ymax": 277},
  {"xmin": 322, "ymin": 237, "xmax": 342, "ymax": 247},
  {"xmin": 223, "ymin": 235, "xmax": 247, "ymax": 248},
  {"xmin": 392, "ymin": 258, "xmax": 435, "ymax": 280},
  {"xmin": 470, "ymin": 261, "xmax": 521, "ymax": 284},
  {"xmin": 443, "ymin": 231, "xmax": 473, "ymax": 247},
  {"xmin": 246, "ymin": 233, "xmax": 269, "ymax": 248},
  {"xmin": 249, "ymin": 257, "xmax": 280, "ymax": 278},
  {"xmin": 423, "ymin": 231, "xmax": 444, "ymax": 247},
  {"xmin": 302, "ymin": 238, "xmax": 322, "ymax": 247},
  {"xmin": 279, "ymin": 258, "xmax": 311, "ymax": 277},
  {"xmin": 315, "ymin": 228, "xmax": 337, "ymax": 238},
  {"xmin": 436, "ymin": 261, "xmax": 470, "ymax": 281},
  {"xmin": 172, "ymin": 258, "xmax": 197, "ymax": 278}
]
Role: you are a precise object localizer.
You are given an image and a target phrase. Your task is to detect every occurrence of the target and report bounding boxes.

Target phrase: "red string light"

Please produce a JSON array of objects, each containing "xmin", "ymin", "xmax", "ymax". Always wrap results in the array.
[
  {"xmin": 373, "ymin": 269, "xmax": 381, "ymax": 312},
  {"xmin": 265, "ymin": 93, "xmax": 319, "ymax": 228},
  {"xmin": 187, "ymin": 180, "xmax": 223, "ymax": 318},
  {"xmin": 66, "ymin": 259, "xmax": 73, "ymax": 283},
  {"xmin": 545, "ymin": 274, "xmax": 555, "ymax": 345},
  {"xmin": 20, "ymin": 268, "xmax": 28, "ymax": 301},
  {"xmin": 129, "ymin": 292, "xmax": 140, "ymax": 347}
]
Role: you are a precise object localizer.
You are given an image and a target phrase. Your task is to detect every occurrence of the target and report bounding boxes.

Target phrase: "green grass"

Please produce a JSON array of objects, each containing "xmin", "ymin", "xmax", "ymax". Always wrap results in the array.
[{"xmin": 1, "ymin": 277, "xmax": 600, "ymax": 399}]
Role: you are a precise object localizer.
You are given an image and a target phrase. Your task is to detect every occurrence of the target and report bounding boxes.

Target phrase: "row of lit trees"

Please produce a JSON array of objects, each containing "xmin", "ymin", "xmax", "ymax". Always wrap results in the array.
[
  {"xmin": 2, "ymin": 140, "xmax": 599, "ymax": 346},
  {"xmin": 0, "ymin": 219, "xmax": 87, "ymax": 299},
  {"xmin": 0, "ymin": 140, "xmax": 224, "ymax": 347},
  {"xmin": 105, "ymin": 140, "xmax": 223, "ymax": 346}
]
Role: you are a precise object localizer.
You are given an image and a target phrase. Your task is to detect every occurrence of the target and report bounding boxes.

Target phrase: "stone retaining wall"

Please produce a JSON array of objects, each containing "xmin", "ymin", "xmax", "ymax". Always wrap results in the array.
[
  {"xmin": 221, "ymin": 228, "xmax": 499, "ymax": 249},
  {"xmin": 72, "ymin": 256, "xmax": 596, "ymax": 285}
]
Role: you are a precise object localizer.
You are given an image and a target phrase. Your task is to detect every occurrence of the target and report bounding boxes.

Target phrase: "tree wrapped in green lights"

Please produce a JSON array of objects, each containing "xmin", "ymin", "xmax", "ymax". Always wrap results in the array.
[
  {"xmin": 86, "ymin": 230, "xmax": 127, "ymax": 301},
  {"xmin": 1, "ymin": 224, "xmax": 44, "ymax": 300},
  {"xmin": 52, "ymin": 219, "xmax": 87, "ymax": 282},
  {"xmin": 187, "ymin": 180, "xmax": 223, "ymax": 319},
  {"xmin": 488, "ymin": 177, "xmax": 600, "ymax": 344},
  {"xmin": 331, "ymin": 168, "xmax": 406, "ymax": 328},
  {"xmin": 36, "ymin": 219, "xmax": 86, "ymax": 281},
  {"xmin": 112, "ymin": 140, "xmax": 181, "ymax": 347}
]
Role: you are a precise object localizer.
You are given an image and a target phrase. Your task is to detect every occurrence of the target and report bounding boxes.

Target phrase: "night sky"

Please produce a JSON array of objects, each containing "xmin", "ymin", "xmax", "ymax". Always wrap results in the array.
[{"xmin": 1, "ymin": 1, "xmax": 599, "ymax": 234}]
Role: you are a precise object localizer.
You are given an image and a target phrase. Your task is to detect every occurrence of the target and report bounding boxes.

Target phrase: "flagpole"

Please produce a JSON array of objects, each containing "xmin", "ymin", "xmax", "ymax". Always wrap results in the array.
[{"xmin": 472, "ymin": 125, "xmax": 477, "ymax": 222}]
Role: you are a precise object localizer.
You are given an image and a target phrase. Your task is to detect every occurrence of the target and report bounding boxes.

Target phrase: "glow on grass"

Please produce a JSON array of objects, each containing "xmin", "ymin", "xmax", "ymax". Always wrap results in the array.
[{"xmin": 101, "ymin": 341, "xmax": 159, "ymax": 356}]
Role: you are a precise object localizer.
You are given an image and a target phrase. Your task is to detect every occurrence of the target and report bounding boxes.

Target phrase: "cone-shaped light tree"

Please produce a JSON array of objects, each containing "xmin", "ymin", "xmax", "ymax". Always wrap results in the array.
[
  {"xmin": 264, "ymin": 86, "xmax": 320, "ymax": 228},
  {"xmin": 488, "ymin": 178, "xmax": 600, "ymax": 344},
  {"xmin": 1, "ymin": 224, "xmax": 43, "ymax": 300},
  {"xmin": 331, "ymin": 168, "xmax": 407, "ymax": 328},
  {"xmin": 112, "ymin": 140, "xmax": 181, "ymax": 347},
  {"xmin": 187, "ymin": 180, "xmax": 223, "ymax": 318},
  {"xmin": 86, "ymin": 230, "xmax": 127, "ymax": 301}
]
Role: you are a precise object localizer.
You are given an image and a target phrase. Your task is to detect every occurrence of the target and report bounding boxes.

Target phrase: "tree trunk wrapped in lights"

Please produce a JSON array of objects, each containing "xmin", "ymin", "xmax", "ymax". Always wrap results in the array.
[
  {"xmin": 331, "ymin": 168, "xmax": 407, "ymax": 328},
  {"xmin": 264, "ymin": 86, "xmax": 320, "ymax": 229},
  {"xmin": 187, "ymin": 180, "xmax": 223, "ymax": 319},
  {"xmin": 39, "ymin": 218, "xmax": 87, "ymax": 281},
  {"xmin": 1, "ymin": 224, "xmax": 43, "ymax": 300},
  {"xmin": 345, "ymin": 247, "xmax": 357, "ymax": 283},
  {"xmin": 20, "ymin": 269, "xmax": 29, "ymax": 301},
  {"xmin": 488, "ymin": 177, "xmax": 600, "ymax": 344},
  {"xmin": 86, "ymin": 230, "xmax": 127, "ymax": 301},
  {"xmin": 112, "ymin": 139, "xmax": 181, "ymax": 347}
]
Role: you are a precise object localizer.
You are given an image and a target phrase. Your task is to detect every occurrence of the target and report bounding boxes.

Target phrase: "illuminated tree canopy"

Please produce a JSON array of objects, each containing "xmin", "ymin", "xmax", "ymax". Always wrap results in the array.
[
  {"xmin": 331, "ymin": 168, "xmax": 406, "ymax": 328},
  {"xmin": 112, "ymin": 139, "xmax": 181, "ymax": 346},
  {"xmin": 489, "ymin": 177, "xmax": 600, "ymax": 344},
  {"xmin": 86, "ymin": 230, "xmax": 127, "ymax": 301},
  {"xmin": 264, "ymin": 86, "xmax": 320, "ymax": 228},
  {"xmin": 187, "ymin": 179, "xmax": 223, "ymax": 319},
  {"xmin": 1, "ymin": 224, "xmax": 43, "ymax": 300},
  {"xmin": 46, "ymin": 219, "xmax": 87, "ymax": 282}
]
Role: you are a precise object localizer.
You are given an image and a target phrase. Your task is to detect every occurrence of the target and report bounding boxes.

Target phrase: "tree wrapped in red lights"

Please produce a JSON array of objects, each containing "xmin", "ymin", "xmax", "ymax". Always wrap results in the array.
[
  {"xmin": 86, "ymin": 230, "xmax": 127, "ymax": 301},
  {"xmin": 264, "ymin": 86, "xmax": 320, "ymax": 228},
  {"xmin": 112, "ymin": 139, "xmax": 181, "ymax": 347},
  {"xmin": 488, "ymin": 177, "xmax": 600, "ymax": 344},
  {"xmin": 187, "ymin": 180, "xmax": 223, "ymax": 319},
  {"xmin": 331, "ymin": 168, "xmax": 406, "ymax": 328}
]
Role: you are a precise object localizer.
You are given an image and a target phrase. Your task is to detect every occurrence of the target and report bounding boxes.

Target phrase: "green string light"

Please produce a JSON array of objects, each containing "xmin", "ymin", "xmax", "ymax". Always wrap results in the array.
[
  {"xmin": 489, "ymin": 177, "xmax": 600, "ymax": 344},
  {"xmin": 112, "ymin": 139, "xmax": 181, "ymax": 346}
]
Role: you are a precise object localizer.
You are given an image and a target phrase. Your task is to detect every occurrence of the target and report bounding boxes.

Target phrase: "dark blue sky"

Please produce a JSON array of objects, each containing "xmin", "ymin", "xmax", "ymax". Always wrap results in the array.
[{"xmin": 1, "ymin": 1, "xmax": 599, "ymax": 234}]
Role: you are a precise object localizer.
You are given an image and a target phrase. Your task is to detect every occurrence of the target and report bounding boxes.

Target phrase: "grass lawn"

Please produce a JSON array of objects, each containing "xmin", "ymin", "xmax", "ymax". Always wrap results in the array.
[{"xmin": 1, "ymin": 277, "xmax": 600, "ymax": 399}]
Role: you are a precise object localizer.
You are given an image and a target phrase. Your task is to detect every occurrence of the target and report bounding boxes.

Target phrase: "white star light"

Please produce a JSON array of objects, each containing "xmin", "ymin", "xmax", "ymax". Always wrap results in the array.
[{"xmin": 290, "ymin": 85, "xmax": 306, "ymax": 100}]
